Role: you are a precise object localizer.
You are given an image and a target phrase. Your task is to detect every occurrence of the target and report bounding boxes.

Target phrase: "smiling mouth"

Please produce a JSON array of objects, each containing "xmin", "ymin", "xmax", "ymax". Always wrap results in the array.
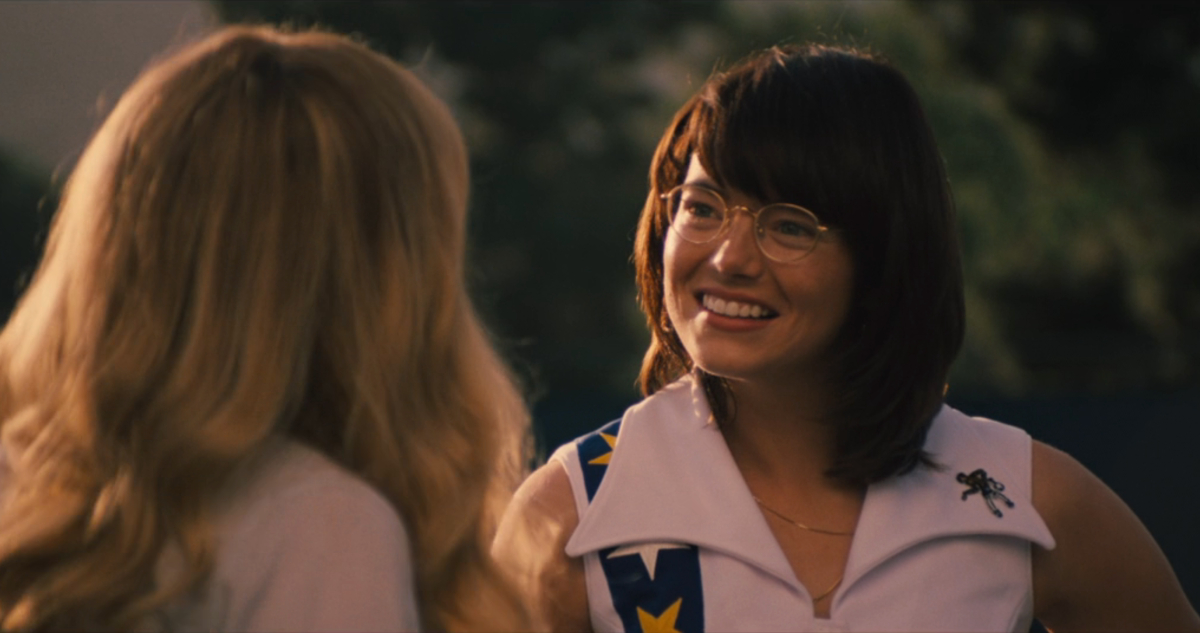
[{"xmin": 700, "ymin": 293, "xmax": 778, "ymax": 319}]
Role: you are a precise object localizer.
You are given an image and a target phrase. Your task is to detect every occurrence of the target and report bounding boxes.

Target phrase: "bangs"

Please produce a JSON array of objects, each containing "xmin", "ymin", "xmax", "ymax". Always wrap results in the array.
[
  {"xmin": 639, "ymin": 43, "xmax": 962, "ymax": 486},
  {"xmin": 682, "ymin": 47, "xmax": 879, "ymax": 232}
]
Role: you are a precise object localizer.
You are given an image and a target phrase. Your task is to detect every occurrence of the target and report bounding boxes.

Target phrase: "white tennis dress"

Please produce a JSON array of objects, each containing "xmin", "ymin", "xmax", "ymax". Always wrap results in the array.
[{"xmin": 553, "ymin": 377, "xmax": 1055, "ymax": 632}]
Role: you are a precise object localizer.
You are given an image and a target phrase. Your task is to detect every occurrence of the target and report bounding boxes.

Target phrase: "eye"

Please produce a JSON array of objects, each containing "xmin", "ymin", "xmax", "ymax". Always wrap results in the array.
[
  {"xmin": 760, "ymin": 205, "xmax": 821, "ymax": 250},
  {"xmin": 674, "ymin": 187, "xmax": 726, "ymax": 222},
  {"xmin": 683, "ymin": 200, "xmax": 721, "ymax": 219},
  {"xmin": 771, "ymin": 219, "xmax": 818, "ymax": 238},
  {"xmin": 668, "ymin": 186, "xmax": 727, "ymax": 243}
]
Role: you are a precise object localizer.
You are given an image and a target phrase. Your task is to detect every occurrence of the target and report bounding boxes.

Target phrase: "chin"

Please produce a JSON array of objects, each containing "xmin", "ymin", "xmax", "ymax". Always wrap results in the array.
[
  {"xmin": 691, "ymin": 350, "xmax": 828, "ymax": 386},
  {"xmin": 689, "ymin": 356, "xmax": 761, "ymax": 383}
]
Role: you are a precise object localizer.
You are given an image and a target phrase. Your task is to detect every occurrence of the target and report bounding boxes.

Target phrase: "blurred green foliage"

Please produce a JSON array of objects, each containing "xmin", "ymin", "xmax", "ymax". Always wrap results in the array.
[
  {"xmin": 911, "ymin": 1, "xmax": 1200, "ymax": 395},
  {"xmin": 2, "ymin": 1, "xmax": 1197, "ymax": 404},
  {"xmin": 0, "ymin": 149, "xmax": 53, "ymax": 319}
]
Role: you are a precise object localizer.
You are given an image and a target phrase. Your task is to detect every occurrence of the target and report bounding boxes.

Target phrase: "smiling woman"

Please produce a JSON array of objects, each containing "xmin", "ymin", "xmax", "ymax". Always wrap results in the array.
[
  {"xmin": 662, "ymin": 156, "xmax": 856, "ymax": 398},
  {"xmin": 493, "ymin": 44, "xmax": 1200, "ymax": 632}
]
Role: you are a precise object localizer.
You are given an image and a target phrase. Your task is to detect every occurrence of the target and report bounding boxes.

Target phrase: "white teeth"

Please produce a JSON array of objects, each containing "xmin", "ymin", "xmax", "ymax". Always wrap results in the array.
[{"xmin": 701, "ymin": 294, "xmax": 774, "ymax": 319}]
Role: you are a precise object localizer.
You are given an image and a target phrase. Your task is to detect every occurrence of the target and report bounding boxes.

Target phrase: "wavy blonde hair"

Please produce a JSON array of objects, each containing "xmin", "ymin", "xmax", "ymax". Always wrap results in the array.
[{"xmin": 0, "ymin": 25, "xmax": 532, "ymax": 632}]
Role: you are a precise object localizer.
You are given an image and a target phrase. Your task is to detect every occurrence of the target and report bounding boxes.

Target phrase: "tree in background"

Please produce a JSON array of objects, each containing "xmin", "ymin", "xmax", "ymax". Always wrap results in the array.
[
  {"xmin": 4, "ymin": 1, "xmax": 1197, "ymax": 411},
  {"xmin": 914, "ymin": 0, "xmax": 1200, "ymax": 394},
  {"xmin": 0, "ymin": 151, "xmax": 53, "ymax": 319},
  {"xmin": 0, "ymin": 2, "xmax": 1194, "ymax": 611},
  {"xmin": 213, "ymin": 1, "xmax": 739, "ymax": 403}
]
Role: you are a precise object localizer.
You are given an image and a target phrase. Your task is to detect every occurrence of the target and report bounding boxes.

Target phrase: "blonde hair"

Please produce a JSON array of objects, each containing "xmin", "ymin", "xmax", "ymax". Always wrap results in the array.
[{"xmin": 0, "ymin": 25, "xmax": 532, "ymax": 631}]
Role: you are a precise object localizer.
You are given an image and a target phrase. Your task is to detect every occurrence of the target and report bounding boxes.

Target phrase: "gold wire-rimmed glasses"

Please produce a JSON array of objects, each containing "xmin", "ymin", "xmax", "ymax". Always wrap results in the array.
[{"xmin": 661, "ymin": 184, "xmax": 833, "ymax": 263}]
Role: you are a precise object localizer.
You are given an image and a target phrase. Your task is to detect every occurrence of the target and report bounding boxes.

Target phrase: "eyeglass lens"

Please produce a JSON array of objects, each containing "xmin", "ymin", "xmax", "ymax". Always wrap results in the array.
[{"xmin": 667, "ymin": 185, "xmax": 822, "ymax": 261}]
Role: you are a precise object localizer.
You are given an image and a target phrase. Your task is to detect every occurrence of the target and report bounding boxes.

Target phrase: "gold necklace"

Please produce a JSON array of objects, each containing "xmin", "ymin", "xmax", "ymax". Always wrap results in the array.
[
  {"xmin": 812, "ymin": 576, "xmax": 842, "ymax": 603},
  {"xmin": 752, "ymin": 495, "xmax": 849, "ymax": 604},
  {"xmin": 751, "ymin": 495, "xmax": 856, "ymax": 536}
]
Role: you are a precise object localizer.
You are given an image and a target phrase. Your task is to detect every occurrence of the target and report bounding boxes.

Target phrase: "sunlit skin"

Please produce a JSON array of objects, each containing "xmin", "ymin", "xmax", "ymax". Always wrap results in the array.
[
  {"xmin": 663, "ymin": 156, "xmax": 855, "ymax": 394},
  {"xmin": 660, "ymin": 156, "xmax": 865, "ymax": 616},
  {"xmin": 493, "ymin": 162, "xmax": 1200, "ymax": 633}
]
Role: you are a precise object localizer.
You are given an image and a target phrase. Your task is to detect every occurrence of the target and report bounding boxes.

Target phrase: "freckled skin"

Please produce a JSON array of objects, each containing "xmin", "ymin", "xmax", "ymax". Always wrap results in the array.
[
  {"xmin": 494, "ymin": 155, "xmax": 1200, "ymax": 633},
  {"xmin": 663, "ymin": 156, "xmax": 856, "ymax": 386}
]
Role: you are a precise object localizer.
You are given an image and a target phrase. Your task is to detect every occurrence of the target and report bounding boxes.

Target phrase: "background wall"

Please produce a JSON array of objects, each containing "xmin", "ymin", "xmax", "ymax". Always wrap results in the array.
[
  {"xmin": 1, "ymin": 0, "xmax": 1196, "ymax": 613},
  {"xmin": 0, "ymin": 0, "xmax": 215, "ymax": 317}
]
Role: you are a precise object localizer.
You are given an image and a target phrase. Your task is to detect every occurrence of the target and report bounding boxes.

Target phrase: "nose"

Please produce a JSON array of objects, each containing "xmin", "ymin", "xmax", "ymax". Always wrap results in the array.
[{"xmin": 709, "ymin": 210, "xmax": 765, "ymax": 278}]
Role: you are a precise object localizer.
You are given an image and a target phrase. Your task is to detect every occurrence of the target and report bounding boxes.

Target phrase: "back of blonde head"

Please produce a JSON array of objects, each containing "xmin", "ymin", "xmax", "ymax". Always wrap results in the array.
[{"xmin": 0, "ymin": 25, "xmax": 532, "ymax": 631}]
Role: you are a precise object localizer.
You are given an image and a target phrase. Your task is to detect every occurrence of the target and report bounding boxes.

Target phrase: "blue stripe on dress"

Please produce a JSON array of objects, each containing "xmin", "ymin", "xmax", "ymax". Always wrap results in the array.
[{"xmin": 575, "ymin": 419, "xmax": 706, "ymax": 632}]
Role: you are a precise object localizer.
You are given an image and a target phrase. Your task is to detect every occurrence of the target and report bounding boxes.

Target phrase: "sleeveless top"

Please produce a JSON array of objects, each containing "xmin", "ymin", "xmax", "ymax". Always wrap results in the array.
[{"xmin": 550, "ymin": 377, "xmax": 1056, "ymax": 632}]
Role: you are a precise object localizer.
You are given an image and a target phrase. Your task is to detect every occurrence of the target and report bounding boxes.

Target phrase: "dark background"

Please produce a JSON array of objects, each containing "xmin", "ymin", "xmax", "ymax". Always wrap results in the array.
[{"xmin": 1, "ymin": 0, "xmax": 1196, "ymax": 612}]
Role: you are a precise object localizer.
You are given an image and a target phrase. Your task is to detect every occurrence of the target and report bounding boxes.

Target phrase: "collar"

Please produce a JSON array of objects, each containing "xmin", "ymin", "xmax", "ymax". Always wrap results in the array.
[{"xmin": 565, "ymin": 376, "xmax": 1056, "ymax": 595}]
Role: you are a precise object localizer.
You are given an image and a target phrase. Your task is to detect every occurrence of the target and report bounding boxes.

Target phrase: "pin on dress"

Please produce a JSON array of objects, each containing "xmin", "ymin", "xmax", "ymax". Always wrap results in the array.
[{"xmin": 957, "ymin": 469, "xmax": 1015, "ymax": 518}]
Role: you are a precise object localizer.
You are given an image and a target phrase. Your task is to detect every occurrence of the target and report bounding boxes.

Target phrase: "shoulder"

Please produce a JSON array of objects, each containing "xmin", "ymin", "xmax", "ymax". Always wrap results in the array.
[
  {"xmin": 209, "ymin": 441, "xmax": 421, "ymax": 632},
  {"xmin": 1031, "ymin": 440, "xmax": 1200, "ymax": 631},
  {"xmin": 501, "ymin": 453, "xmax": 579, "ymax": 543},
  {"xmin": 926, "ymin": 406, "xmax": 1036, "ymax": 492},
  {"xmin": 492, "ymin": 400, "xmax": 659, "ymax": 633},
  {"xmin": 494, "ymin": 457, "xmax": 590, "ymax": 632},
  {"xmin": 223, "ymin": 441, "xmax": 407, "ymax": 548},
  {"xmin": 496, "ymin": 379, "xmax": 698, "ymax": 556},
  {"xmin": 1029, "ymin": 439, "xmax": 1137, "ymax": 566},
  {"xmin": 1029, "ymin": 440, "xmax": 1094, "ymax": 522},
  {"xmin": 928, "ymin": 406, "xmax": 1032, "ymax": 453}
]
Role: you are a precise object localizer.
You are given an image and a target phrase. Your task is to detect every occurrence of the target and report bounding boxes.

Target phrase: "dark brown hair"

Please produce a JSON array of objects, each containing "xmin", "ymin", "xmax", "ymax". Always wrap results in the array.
[{"xmin": 634, "ymin": 44, "xmax": 964, "ymax": 485}]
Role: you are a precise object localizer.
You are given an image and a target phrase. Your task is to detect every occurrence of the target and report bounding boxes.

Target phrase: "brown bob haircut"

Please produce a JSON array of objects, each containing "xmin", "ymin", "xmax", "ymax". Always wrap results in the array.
[{"xmin": 634, "ymin": 44, "xmax": 964, "ymax": 486}]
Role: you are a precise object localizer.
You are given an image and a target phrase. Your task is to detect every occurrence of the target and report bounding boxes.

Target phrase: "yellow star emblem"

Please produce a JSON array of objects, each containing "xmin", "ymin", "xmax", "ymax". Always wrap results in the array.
[
  {"xmin": 636, "ymin": 598, "xmax": 682, "ymax": 633},
  {"xmin": 586, "ymin": 432, "xmax": 618, "ymax": 465}
]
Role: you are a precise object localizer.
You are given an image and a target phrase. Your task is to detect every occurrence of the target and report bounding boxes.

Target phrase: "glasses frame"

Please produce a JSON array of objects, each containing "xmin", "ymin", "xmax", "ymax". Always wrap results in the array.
[{"xmin": 660, "ymin": 184, "xmax": 833, "ymax": 263}]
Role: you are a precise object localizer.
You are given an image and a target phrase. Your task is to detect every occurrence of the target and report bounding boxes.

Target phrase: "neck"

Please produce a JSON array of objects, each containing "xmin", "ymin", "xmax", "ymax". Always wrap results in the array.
[{"xmin": 718, "ymin": 372, "xmax": 848, "ymax": 492}]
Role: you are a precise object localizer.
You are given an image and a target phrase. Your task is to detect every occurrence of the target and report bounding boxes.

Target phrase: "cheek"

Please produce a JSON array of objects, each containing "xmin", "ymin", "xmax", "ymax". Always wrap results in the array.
[{"xmin": 661, "ymin": 234, "xmax": 691, "ymax": 319}]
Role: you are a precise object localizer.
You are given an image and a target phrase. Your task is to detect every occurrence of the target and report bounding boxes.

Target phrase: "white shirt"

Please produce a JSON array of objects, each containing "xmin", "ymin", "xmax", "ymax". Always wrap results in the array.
[
  {"xmin": 555, "ymin": 377, "xmax": 1056, "ymax": 632},
  {"xmin": 155, "ymin": 440, "xmax": 421, "ymax": 632}
]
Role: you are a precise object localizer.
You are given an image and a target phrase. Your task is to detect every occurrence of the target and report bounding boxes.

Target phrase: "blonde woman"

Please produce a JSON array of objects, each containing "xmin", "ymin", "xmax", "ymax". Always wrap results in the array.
[{"xmin": 0, "ymin": 25, "xmax": 532, "ymax": 632}]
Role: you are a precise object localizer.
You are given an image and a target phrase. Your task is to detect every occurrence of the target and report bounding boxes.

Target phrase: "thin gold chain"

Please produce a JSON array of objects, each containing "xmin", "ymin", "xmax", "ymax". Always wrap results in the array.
[
  {"xmin": 751, "ymin": 495, "xmax": 856, "ymax": 536},
  {"xmin": 812, "ymin": 575, "xmax": 842, "ymax": 603},
  {"xmin": 751, "ymin": 495, "xmax": 852, "ymax": 604}
]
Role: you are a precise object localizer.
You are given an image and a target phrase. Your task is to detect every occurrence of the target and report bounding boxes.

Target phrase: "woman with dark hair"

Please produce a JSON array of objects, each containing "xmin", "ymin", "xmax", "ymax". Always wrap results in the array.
[{"xmin": 494, "ymin": 44, "xmax": 1198, "ymax": 632}]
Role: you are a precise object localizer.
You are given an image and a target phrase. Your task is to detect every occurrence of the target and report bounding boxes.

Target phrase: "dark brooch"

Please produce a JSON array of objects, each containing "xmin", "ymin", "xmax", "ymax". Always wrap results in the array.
[{"xmin": 957, "ymin": 468, "xmax": 1015, "ymax": 518}]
